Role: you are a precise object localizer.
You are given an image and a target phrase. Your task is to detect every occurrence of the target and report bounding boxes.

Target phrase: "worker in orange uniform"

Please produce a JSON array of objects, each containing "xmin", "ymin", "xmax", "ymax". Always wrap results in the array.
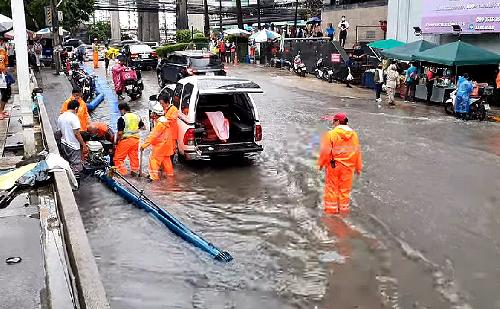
[
  {"xmin": 60, "ymin": 88, "xmax": 90, "ymax": 132},
  {"xmin": 317, "ymin": 113, "xmax": 362, "ymax": 214},
  {"xmin": 114, "ymin": 103, "xmax": 144, "ymax": 176},
  {"xmin": 140, "ymin": 103, "xmax": 174, "ymax": 181},
  {"xmin": 87, "ymin": 121, "xmax": 115, "ymax": 143},
  {"xmin": 159, "ymin": 93, "xmax": 188, "ymax": 153},
  {"xmin": 92, "ymin": 38, "xmax": 99, "ymax": 69}
]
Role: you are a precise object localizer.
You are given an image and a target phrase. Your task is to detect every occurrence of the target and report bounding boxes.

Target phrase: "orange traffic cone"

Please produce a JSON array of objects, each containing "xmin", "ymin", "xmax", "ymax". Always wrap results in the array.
[{"xmin": 233, "ymin": 52, "xmax": 238, "ymax": 66}]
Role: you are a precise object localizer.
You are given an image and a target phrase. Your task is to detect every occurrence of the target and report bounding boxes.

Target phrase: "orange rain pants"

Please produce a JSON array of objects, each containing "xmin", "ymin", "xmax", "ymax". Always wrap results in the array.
[
  {"xmin": 317, "ymin": 125, "xmax": 363, "ymax": 214},
  {"xmin": 93, "ymin": 51, "xmax": 99, "ymax": 68},
  {"xmin": 114, "ymin": 137, "xmax": 140, "ymax": 175},
  {"xmin": 142, "ymin": 117, "xmax": 174, "ymax": 180}
]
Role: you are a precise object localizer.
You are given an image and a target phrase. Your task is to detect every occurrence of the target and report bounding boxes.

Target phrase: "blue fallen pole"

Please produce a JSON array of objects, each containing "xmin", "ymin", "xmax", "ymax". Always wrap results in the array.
[
  {"xmin": 96, "ymin": 170, "xmax": 233, "ymax": 262},
  {"xmin": 87, "ymin": 93, "xmax": 104, "ymax": 111}
]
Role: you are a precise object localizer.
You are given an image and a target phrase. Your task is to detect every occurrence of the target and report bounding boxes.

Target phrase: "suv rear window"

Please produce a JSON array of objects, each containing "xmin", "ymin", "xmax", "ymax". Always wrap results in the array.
[{"xmin": 190, "ymin": 56, "xmax": 221, "ymax": 68}]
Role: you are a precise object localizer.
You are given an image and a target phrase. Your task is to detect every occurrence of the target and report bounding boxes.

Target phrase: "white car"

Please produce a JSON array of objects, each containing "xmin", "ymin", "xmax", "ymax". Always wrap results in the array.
[{"xmin": 149, "ymin": 76, "xmax": 264, "ymax": 160}]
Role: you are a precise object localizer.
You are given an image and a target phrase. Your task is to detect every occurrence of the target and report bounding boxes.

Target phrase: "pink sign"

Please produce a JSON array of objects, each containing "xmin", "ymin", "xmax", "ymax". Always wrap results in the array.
[
  {"xmin": 331, "ymin": 53, "xmax": 341, "ymax": 63},
  {"xmin": 422, "ymin": 0, "xmax": 500, "ymax": 34}
]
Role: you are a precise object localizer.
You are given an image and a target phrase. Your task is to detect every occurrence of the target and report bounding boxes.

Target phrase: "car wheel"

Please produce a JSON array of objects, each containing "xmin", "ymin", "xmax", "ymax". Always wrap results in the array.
[{"xmin": 478, "ymin": 103, "xmax": 486, "ymax": 121}]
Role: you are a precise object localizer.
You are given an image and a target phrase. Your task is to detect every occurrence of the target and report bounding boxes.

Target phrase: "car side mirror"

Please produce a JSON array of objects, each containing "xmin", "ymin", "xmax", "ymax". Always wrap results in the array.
[
  {"xmin": 32, "ymin": 87, "xmax": 43, "ymax": 94},
  {"xmin": 149, "ymin": 95, "xmax": 158, "ymax": 101}
]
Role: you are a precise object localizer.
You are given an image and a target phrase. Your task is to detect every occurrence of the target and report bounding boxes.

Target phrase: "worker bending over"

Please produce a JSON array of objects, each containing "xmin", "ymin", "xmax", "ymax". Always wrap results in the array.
[
  {"xmin": 61, "ymin": 88, "xmax": 90, "ymax": 132},
  {"xmin": 317, "ymin": 113, "xmax": 363, "ymax": 214},
  {"xmin": 87, "ymin": 121, "xmax": 115, "ymax": 143},
  {"xmin": 141, "ymin": 104, "xmax": 174, "ymax": 181},
  {"xmin": 114, "ymin": 103, "xmax": 144, "ymax": 176}
]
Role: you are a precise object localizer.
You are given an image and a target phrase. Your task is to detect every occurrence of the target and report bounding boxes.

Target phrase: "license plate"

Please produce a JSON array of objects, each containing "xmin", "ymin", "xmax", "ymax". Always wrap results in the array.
[
  {"xmin": 141, "ymin": 54, "xmax": 149, "ymax": 59},
  {"xmin": 126, "ymin": 85, "xmax": 133, "ymax": 90},
  {"xmin": 206, "ymin": 72, "xmax": 215, "ymax": 76},
  {"xmin": 484, "ymin": 104, "xmax": 490, "ymax": 110},
  {"xmin": 328, "ymin": 70, "xmax": 333, "ymax": 74}
]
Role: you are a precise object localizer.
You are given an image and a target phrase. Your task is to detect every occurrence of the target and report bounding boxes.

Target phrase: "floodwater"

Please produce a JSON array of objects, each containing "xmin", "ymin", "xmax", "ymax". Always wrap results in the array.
[{"xmin": 71, "ymin": 65, "xmax": 500, "ymax": 309}]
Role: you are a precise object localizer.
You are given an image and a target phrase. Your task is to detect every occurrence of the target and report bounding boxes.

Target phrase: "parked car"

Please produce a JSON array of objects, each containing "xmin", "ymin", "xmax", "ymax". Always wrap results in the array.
[
  {"xmin": 63, "ymin": 39, "xmax": 83, "ymax": 48},
  {"xmin": 121, "ymin": 43, "xmax": 158, "ymax": 70},
  {"xmin": 144, "ymin": 41, "xmax": 160, "ymax": 50},
  {"xmin": 85, "ymin": 45, "xmax": 93, "ymax": 61},
  {"xmin": 149, "ymin": 76, "xmax": 263, "ymax": 161},
  {"xmin": 64, "ymin": 46, "xmax": 75, "ymax": 59},
  {"xmin": 156, "ymin": 51, "xmax": 226, "ymax": 87}
]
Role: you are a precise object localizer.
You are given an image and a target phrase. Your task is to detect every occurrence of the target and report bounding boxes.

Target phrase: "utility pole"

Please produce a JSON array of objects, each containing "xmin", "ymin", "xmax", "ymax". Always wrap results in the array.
[
  {"xmin": 50, "ymin": 0, "xmax": 61, "ymax": 73},
  {"xmin": 257, "ymin": 0, "xmax": 261, "ymax": 30},
  {"xmin": 10, "ymin": 0, "xmax": 30, "ymax": 101},
  {"xmin": 203, "ymin": 0, "xmax": 210, "ymax": 37},
  {"xmin": 235, "ymin": 0, "xmax": 243, "ymax": 29},
  {"xmin": 219, "ymin": 0, "xmax": 223, "ymax": 36},
  {"xmin": 294, "ymin": 0, "xmax": 299, "ymax": 33}
]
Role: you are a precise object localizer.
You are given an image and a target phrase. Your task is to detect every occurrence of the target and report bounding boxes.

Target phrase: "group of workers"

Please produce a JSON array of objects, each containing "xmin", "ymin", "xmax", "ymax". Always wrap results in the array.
[{"xmin": 57, "ymin": 88, "xmax": 179, "ymax": 183}]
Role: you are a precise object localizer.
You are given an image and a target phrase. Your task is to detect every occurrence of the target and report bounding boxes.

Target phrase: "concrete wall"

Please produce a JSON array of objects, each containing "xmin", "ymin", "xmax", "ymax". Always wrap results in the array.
[
  {"xmin": 138, "ymin": 12, "xmax": 160, "ymax": 42},
  {"xmin": 322, "ymin": 4, "xmax": 388, "ymax": 47},
  {"xmin": 188, "ymin": 14, "xmax": 205, "ymax": 33}
]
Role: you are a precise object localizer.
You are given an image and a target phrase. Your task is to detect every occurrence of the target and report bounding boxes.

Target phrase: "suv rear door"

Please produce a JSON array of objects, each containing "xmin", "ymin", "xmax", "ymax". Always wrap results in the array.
[
  {"xmin": 188, "ymin": 55, "xmax": 224, "ymax": 75},
  {"xmin": 163, "ymin": 55, "xmax": 186, "ymax": 83},
  {"xmin": 174, "ymin": 82, "xmax": 197, "ymax": 155}
]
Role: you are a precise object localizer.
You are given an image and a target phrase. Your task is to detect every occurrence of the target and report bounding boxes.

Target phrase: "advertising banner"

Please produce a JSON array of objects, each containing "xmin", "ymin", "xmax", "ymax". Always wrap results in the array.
[{"xmin": 422, "ymin": 0, "xmax": 500, "ymax": 34}]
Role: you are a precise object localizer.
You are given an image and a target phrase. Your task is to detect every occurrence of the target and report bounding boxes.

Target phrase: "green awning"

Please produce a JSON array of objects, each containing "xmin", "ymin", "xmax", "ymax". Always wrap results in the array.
[
  {"xmin": 367, "ymin": 39, "xmax": 405, "ymax": 50},
  {"xmin": 414, "ymin": 40, "xmax": 500, "ymax": 66},
  {"xmin": 381, "ymin": 40, "xmax": 438, "ymax": 61}
]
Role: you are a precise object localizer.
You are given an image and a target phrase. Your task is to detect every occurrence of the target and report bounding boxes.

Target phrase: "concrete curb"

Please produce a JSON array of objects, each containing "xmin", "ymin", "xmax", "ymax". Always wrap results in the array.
[{"xmin": 38, "ymin": 97, "xmax": 110, "ymax": 309}]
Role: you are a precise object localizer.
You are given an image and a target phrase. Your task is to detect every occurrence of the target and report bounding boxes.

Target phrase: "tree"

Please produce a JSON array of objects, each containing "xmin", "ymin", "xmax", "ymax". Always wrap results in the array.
[
  {"xmin": 88, "ymin": 21, "xmax": 111, "ymax": 42},
  {"xmin": 304, "ymin": 0, "xmax": 323, "ymax": 18},
  {"xmin": 59, "ymin": 0, "xmax": 95, "ymax": 34}
]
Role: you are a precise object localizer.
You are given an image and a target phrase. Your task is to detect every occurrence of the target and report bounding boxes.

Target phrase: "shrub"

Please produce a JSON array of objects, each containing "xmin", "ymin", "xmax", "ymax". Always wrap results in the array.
[
  {"xmin": 156, "ymin": 43, "xmax": 190, "ymax": 58},
  {"xmin": 176, "ymin": 29, "xmax": 202, "ymax": 43}
]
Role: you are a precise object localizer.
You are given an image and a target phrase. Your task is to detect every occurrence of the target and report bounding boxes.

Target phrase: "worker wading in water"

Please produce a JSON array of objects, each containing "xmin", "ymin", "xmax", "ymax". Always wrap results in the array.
[
  {"xmin": 317, "ymin": 113, "xmax": 363, "ymax": 214},
  {"xmin": 114, "ymin": 103, "xmax": 144, "ymax": 176},
  {"xmin": 92, "ymin": 39, "xmax": 99, "ymax": 69},
  {"xmin": 141, "ymin": 104, "xmax": 174, "ymax": 181}
]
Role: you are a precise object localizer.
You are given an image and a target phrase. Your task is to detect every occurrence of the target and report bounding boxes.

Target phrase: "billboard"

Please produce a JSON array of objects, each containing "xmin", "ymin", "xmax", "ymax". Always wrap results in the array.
[{"xmin": 422, "ymin": 0, "xmax": 500, "ymax": 34}]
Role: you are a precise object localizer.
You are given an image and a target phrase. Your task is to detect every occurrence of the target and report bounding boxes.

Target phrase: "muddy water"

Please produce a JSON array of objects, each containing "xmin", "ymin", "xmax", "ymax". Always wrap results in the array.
[{"xmin": 76, "ymin": 66, "xmax": 500, "ymax": 309}]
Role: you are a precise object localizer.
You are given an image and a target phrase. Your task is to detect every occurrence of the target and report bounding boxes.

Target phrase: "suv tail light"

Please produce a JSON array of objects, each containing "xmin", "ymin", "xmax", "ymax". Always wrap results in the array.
[
  {"xmin": 183, "ymin": 128, "xmax": 195, "ymax": 146},
  {"xmin": 186, "ymin": 68, "xmax": 194, "ymax": 75},
  {"xmin": 131, "ymin": 53, "xmax": 138, "ymax": 59},
  {"xmin": 151, "ymin": 51, "xmax": 157, "ymax": 58},
  {"xmin": 255, "ymin": 124, "xmax": 262, "ymax": 141}
]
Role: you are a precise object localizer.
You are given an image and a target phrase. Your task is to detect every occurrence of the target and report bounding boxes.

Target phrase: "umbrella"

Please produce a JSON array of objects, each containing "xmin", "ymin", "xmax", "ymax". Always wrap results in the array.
[
  {"xmin": 0, "ymin": 14, "xmax": 13, "ymax": 34},
  {"xmin": 3, "ymin": 29, "xmax": 35, "ymax": 40},
  {"xmin": 224, "ymin": 28, "xmax": 251, "ymax": 37},
  {"xmin": 367, "ymin": 39, "xmax": 405, "ymax": 50},
  {"xmin": 249, "ymin": 29, "xmax": 281, "ymax": 43},
  {"xmin": 414, "ymin": 40, "xmax": 500, "ymax": 66},
  {"xmin": 307, "ymin": 17, "xmax": 322, "ymax": 24},
  {"xmin": 35, "ymin": 27, "xmax": 69, "ymax": 38},
  {"xmin": 381, "ymin": 40, "xmax": 438, "ymax": 61}
]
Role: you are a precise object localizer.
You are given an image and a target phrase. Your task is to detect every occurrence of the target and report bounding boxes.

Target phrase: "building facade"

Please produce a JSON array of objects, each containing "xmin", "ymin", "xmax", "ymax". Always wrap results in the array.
[
  {"xmin": 322, "ymin": 0, "xmax": 388, "ymax": 48},
  {"xmin": 387, "ymin": 0, "xmax": 500, "ymax": 53}
]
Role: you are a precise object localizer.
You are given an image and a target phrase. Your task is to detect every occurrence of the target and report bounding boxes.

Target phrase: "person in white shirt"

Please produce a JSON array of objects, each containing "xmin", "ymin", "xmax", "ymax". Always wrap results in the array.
[
  {"xmin": 57, "ymin": 100, "xmax": 88, "ymax": 180},
  {"xmin": 34, "ymin": 40, "xmax": 43, "ymax": 67},
  {"xmin": 338, "ymin": 16, "xmax": 350, "ymax": 48}
]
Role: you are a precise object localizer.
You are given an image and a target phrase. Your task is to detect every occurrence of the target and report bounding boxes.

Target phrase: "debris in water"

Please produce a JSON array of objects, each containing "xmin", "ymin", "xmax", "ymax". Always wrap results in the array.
[
  {"xmin": 319, "ymin": 251, "xmax": 346, "ymax": 264},
  {"xmin": 5, "ymin": 257, "xmax": 22, "ymax": 265}
]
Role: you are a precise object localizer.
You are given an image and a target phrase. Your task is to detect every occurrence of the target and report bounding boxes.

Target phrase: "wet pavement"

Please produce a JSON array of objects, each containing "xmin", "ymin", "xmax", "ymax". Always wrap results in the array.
[{"xmin": 47, "ymin": 64, "xmax": 500, "ymax": 308}]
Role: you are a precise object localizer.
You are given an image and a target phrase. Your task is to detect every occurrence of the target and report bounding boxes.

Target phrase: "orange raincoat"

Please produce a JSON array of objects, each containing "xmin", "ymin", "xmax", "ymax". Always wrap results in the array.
[
  {"xmin": 142, "ymin": 116, "xmax": 175, "ymax": 180},
  {"xmin": 164, "ymin": 104, "xmax": 179, "ymax": 146},
  {"xmin": 317, "ymin": 125, "xmax": 363, "ymax": 214},
  {"xmin": 60, "ymin": 96, "xmax": 90, "ymax": 132}
]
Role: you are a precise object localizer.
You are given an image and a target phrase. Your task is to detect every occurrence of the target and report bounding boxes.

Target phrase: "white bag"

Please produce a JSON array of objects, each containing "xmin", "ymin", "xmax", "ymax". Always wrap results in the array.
[
  {"xmin": 0, "ymin": 73, "xmax": 7, "ymax": 89},
  {"xmin": 346, "ymin": 68, "xmax": 353, "ymax": 81}
]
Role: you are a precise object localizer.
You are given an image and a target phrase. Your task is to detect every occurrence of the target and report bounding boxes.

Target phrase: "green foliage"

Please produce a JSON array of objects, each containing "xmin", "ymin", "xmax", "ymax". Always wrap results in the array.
[
  {"xmin": 192, "ymin": 34, "xmax": 209, "ymax": 43},
  {"xmin": 156, "ymin": 43, "xmax": 190, "ymax": 58},
  {"xmin": 176, "ymin": 29, "xmax": 202, "ymax": 43},
  {"xmin": 87, "ymin": 21, "xmax": 110, "ymax": 42},
  {"xmin": 59, "ymin": 0, "xmax": 95, "ymax": 33}
]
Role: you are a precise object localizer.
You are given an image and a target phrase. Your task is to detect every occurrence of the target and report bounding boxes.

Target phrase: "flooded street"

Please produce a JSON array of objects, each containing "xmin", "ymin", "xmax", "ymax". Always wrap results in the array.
[{"xmin": 63, "ymin": 65, "xmax": 500, "ymax": 309}]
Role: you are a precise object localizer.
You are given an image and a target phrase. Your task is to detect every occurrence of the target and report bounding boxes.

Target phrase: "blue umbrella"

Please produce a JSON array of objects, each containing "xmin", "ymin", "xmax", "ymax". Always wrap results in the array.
[{"xmin": 307, "ymin": 17, "xmax": 322, "ymax": 24}]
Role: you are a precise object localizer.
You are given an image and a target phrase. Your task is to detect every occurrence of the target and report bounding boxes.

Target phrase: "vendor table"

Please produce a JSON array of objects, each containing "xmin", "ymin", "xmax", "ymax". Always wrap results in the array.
[
  {"xmin": 415, "ymin": 84, "xmax": 428, "ymax": 101},
  {"xmin": 430, "ymin": 86, "xmax": 455, "ymax": 103}
]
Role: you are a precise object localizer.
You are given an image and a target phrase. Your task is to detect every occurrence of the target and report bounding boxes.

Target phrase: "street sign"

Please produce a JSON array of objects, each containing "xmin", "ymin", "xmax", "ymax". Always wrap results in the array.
[
  {"xmin": 45, "ymin": 6, "xmax": 52, "ymax": 27},
  {"xmin": 58, "ymin": 11, "xmax": 63, "ymax": 22},
  {"xmin": 331, "ymin": 53, "xmax": 341, "ymax": 63}
]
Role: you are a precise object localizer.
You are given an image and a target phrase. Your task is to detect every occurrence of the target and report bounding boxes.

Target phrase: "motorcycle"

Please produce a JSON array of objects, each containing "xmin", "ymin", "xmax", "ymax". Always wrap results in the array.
[
  {"xmin": 292, "ymin": 54, "xmax": 307, "ymax": 77},
  {"xmin": 113, "ymin": 64, "xmax": 144, "ymax": 101},
  {"xmin": 314, "ymin": 58, "xmax": 334, "ymax": 83},
  {"xmin": 444, "ymin": 86, "xmax": 491, "ymax": 121}
]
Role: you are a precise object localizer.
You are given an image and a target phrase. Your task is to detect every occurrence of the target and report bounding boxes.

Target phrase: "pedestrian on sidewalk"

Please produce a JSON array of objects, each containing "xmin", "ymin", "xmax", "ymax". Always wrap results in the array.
[
  {"xmin": 373, "ymin": 63, "xmax": 384, "ymax": 105},
  {"xmin": 317, "ymin": 113, "xmax": 363, "ymax": 214},
  {"xmin": 386, "ymin": 63, "xmax": 399, "ymax": 106},
  {"xmin": 104, "ymin": 44, "xmax": 110, "ymax": 76},
  {"xmin": 57, "ymin": 99, "xmax": 88, "ymax": 181},
  {"xmin": 7, "ymin": 42, "xmax": 15, "ymax": 67},
  {"xmin": 92, "ymin": 39, "xmax": 99, "ymax": 69},
  {"xmin": 114, "ymin": 103, "xmax": 144, "ymax": 176},
  {"xmin": 140, "ymin": 104, "xmax": 174, "ymax": 181},
  {"xmin": 34, "ymin": 39, "xmax": 42, "ymax": 67},
  {"xmin": 0, "ymin": 68, "xmax": 15, "ymax": 120},
  {"xmin": 60, "ymin": 88, "xmax": 90, "ymax": 132},
  {"xmin": 405, "ymin": 63, "xmax": 418, "ymax": 102}
]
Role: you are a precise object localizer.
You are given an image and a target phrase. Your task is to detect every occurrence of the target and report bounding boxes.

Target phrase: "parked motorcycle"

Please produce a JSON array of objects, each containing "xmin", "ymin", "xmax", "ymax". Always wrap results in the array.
[
  {"xmin": 113, "ymin": 64, "xmax": 144, "ymax": 101},
  {"xmin": 444, "ymin": 86, "xmax": 491, "ymax": 121},
  {"xmin": 292, "ymin": 53, "xmax": 307, "ymax": 77},
  {"xmin": 314, "ymin": 58, "xmax": 334, "ymax": 83}
]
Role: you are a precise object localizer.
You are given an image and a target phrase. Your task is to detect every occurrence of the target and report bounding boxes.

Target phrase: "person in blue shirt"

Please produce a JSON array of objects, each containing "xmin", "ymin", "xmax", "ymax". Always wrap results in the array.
[
  {"xmin": 405, "ymin": 63, "xmax": 418, "ymax": 102},
  {"xmin": 326, "ymin": 23, "xmax": 336, "ymax": 41},
  {"xmin": 455, "ymin": 73, "xmax": 473, "ymax": 119}
]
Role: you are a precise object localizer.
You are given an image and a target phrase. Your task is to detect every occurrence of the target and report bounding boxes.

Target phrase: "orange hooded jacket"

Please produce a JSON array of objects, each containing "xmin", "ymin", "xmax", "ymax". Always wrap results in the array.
[
  {"xmin": 60, "ymin": 96, "xmax": 90, "ymax": 131},
  {"xmin": 142, "ymin": 116, "xmax": 175, "ymax": 157},
  {"xmin": 317, "ymin": 125, "xmax": 363, "ymax": 173}
]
